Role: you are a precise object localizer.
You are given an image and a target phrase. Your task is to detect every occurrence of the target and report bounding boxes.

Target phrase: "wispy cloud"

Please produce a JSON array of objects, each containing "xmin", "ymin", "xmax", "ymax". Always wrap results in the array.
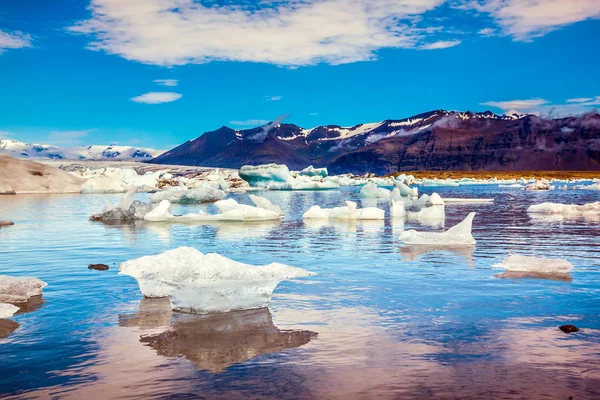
[
  {"xmin": 0, "ymin": 131, "xmax": 13, "ymax": 139},
  {"xmin": 153, "ymin": 79, "xmax": 178, "ymax": 87},
  {"xmin": 131, "ymin": 92, "xmax": 182, "ymax": 104},
  {"xmin": 477, "ymin": 27, "xmax": 495, "ymax": 36},
  {"xmin": 229, "ymin": 119, "xmax": 270, "ymax": 127},
  {"xmin": 481, "ymin": 96, "xmax": 600, "ymax": 117},
  {"xmin": 459, "ymin": 0, "xmax": 600, "ymax": 41},
  {"xmin": 0, "ymin": 29, "xmax": 33, "ymax": 54},
  {"xmin": 419, "ymin": 39, "xmax": 462, "ymax": 50},
  {"xmin": 265, "ymin": 96, "xmax": 283, "ymax": 101},
  {"xmin": 67, "ymin": 0, "xmax": 466, "ymax": 67},
  {"xmin": 47, "ymin": 129, "xmax": 95, "ymax": 146}
]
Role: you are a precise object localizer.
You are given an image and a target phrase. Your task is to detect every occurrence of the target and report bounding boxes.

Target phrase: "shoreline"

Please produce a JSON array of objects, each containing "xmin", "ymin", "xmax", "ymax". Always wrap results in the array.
[{"xmin": 390, "ymin": 170, "xmax": 600, "ymax": 180}]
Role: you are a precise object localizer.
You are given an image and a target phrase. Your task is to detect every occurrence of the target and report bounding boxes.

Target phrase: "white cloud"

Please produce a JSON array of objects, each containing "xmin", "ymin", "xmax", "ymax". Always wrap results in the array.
[
  {"xmin": 47, "ymin": 129, "xmax": 95, "ymax": 146},
  {"xmin": 462, "ymin": 0, "xmax": 600, "ymax": 41},
  {"xmin": 481, "ymin": 96, "xmax": 600, "ymax": 117},
  {"xmin": 68, "ymin": 0, "xmax": 462, "ymax": 67},
  {"xmin": 566, "ymin": 97, "xmax": 595, "ymax": 103},
  {"xmin": 477, "ymin": 27, "xmax": 495, "ymax": 36},
  {"xmin": 0, "ymin": 131, "xmax": 13, "ymax": 139},
  {"xmin": 131, "ymin": 92, "xmax": 182, "ymax": 104},
  {"xmin": 229, "ymin": 119, "xmax": 270, "ymax": 127},
  {"xmin": 419, "ymin": 39, "xmax": 462, "ymax": 50},
  {"xmin": 0, "ymin": 29, "xmax": 33, "ymax": 54},
  {"xmin": 153, "ymin": 79, "xmax": 178, "ymax": 87},
  {"xmin": 266, "ymin": 96, "xmax": 283, "ymax": 101}
]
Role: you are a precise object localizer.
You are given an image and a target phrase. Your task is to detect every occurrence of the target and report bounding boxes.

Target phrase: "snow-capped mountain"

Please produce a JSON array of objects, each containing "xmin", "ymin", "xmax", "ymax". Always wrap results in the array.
[
  {"xmin": 0, "ymin": 140, "xmax": 163, "ymax": 161},
  {"xmin": 150, "ymin": 109, "xmax": 600, "ymax": 174}
]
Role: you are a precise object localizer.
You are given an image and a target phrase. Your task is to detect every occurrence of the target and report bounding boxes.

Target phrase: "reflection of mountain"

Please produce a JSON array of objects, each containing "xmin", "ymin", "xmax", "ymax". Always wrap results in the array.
[{"xmin": 139, "ymin": 307, "xmax": 316, "ymax": 373}]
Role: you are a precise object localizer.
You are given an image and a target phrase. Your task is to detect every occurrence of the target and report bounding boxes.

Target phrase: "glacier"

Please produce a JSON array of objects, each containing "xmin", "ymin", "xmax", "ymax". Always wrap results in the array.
[
  {"xmin": 400, "ymin": 212, "xmax": 476, "ymax": 245},
  {"xmin": 118, "ymin": 247, "xmax": 315, "ymax": 314}
]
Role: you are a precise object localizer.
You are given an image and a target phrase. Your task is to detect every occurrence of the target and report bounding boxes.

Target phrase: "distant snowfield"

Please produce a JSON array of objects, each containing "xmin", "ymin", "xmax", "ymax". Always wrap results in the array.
[{"xmin": 0, "ymin": 139, "xmax": 164, "ymax": 161}]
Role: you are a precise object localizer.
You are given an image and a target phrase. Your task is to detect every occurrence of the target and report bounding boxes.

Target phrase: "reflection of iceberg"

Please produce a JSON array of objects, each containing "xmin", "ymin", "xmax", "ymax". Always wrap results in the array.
[
  {"xmin": 144, "ymin": 199, "xmax": 281, "ymax": 222},
  {"xmin": 119, "ymin": 247, "xmax": 315, "ymax": 314},
  {"xmin": 303, "ymin": 201, "xmax": 384, "ymax": 220},
  {"xmin": 212, "ymin": 220, "xmax": 280, "ymax": 240},
  {"xmin": 119, "ymin": 297, "xmax": 173, "ymax": 331},
  {"xmin": 494, "ymin": 255, "xmax": 573, "ymax": 276},
  {"xmin": 400, "ymin": 213, "xmax": 476, "ymax": 245},
  {"xmin": 494, "ymin": 271, "xmax": 573, "ymax": 282},
  {"xmin": 139, "ymin": 307, "xmax": 317, "ymax": 373},
  {"xmin": 400, "ymin": 245, "xmax": 474, "ymax": 264}
]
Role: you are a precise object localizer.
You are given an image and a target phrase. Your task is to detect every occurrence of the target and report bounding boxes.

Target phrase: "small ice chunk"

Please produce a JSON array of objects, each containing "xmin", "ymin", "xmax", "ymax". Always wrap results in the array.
[
  {"xmin": 0, "ymin": 303, "xmax": 19, "ymax": 319},
  {"xmin": 573, "ymin": 183, "xmax": 600, "ymax": 190},
  {"xmin": 390, "ymin": 188, "xmax": 406, "ymax": 218},
  {"xmin": 359, "ymin": 183, "xmax": 391, "ymax": 199},
  {"xmin": 410, "ymin": 187, "xmax": 419, "ymax": 197},
  {"xmin": 144, "ymin": 199, "xmax": 281, "ymax": 222},
  {"xmin": 495, "ymin": 255, "xmax": 573, "ymax": 275},
  {"xmin": 298, "ymin": 166, "xmax": 328, "ymax": 178},
  {"xmin": 393, "ymin": 181, "xmax": 413, "ymax": 197},
  {"xmin": 119, "ymin": 247, "xmax": 315, "ymax": 314},
  {"xmin": 400, "ymin": 212, "xmax": 476, "ymax": 245},
  {"xmin": 527, "ymin": 201, "xmax": 600, "ymax": 216},
  {"xmin": 0, "ymin": 276, "xmax": 48, "ymax": 304},
  {"xmin": 412, "ymin": 194, "xmax": 430, "ymax": 207},
  {"xmin": 524, "ymin": 179, "xmax": 552, "ymax": 191},
  {"xmin": 249, "ymin": 195, "xmax": 284, "ymax": 216},
  {"xmin": 303, "ymin": 201, "xmax": 385, "ymax": 220},
  {"xmin": 408, "ymin": 205, "xmax": 445, "ymax": 224},
  {"xmin": 429, "ymin": 193, "xmax": 444, "ymax": 205}
]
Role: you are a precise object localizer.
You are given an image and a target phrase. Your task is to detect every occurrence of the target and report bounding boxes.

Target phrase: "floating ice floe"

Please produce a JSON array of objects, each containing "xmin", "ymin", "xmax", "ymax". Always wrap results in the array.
[
  {"xmin": 303, "ymin": 201, "xmax": 385, "ymax": 220},
  {"xmin": 573, "ymin": 183, "xmax": 600, "ymax": 191},
  {"xmin": 249, "ymin": 194, "xmax": 284, "ymax": 216},
  {"xmin": 150, "ymin": 186, "xmax": 227, "ymax": 204},
  {"xmin": 442, "ymin": 198, "xmax": 494, "ymax": 204},
  {"xmin": 359, "ymin": 183, "xmax": 391, "ymax": 199},
  {"xmin": 429, "ymin": 193, "xmax": 444, "ymax": 206},
  {"xmin": 0, "ymin": 303, "xmax": 19, "ymax": 319},
  {"xmin": 527, "ymin": 201, "xmax": 600, "ymax": 217},
  {"xmin": 400, "ymin": 212, "xmax": 476, "ymax": 245},
  {"xmin": 407, "ymin": 205, "xmax": 446, "ymax": 226},
  {"xmin": 524, "ymin": 179, "xmax": 552, "ymax": 191},
  {"xmin": 239, "ymin": 164, "xmax": 339, "ymax": 190},
  {"xmin": 499, "ymin": 184, "xmax": 524, "ymax": 188},
  {"xmin": 119, "ymin": 247, "xmax": 315, "ymax": 314},
  {"xmin": 80, "ymin": 176, "xmax": 130, "ymax": 194},
  {"xmin": 494, "ymin": 255, "xmax": 573, "ymax": 275},
  {"xmin": 420, "ymin": 178, "xmax": 460, "ymax": 187},
  {"xmin": 390, "ymin": 188, "xmax": 406, "ymax": 218},
  {"xmin": 0, "ymin": 276, "xmax": 48, "ymax": 304},
  {"xmin": 144, "ymin": 199, "xmax": 281, "ymax": 222},
  {"xmin": 297, "ymin": 165, "xmax": 328, "ymax": 178},
  {"xmin": 393, "ymin": 180, "xmax": 413, "ymax": 197},
  {"xmin": 90, "ymin": 189, "xmax": 153, "ymax": 222}
]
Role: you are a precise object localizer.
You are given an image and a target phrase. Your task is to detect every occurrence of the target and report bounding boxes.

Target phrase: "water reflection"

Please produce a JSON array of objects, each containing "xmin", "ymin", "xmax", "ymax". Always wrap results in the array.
[
  {"xmin": 0, "ymin": 319, "xmax": 19, "ymax": 338},
  {"xmin": 494, "ymin": 271, "xmax": 573, "ymax": 282},
  {"xmin": 400, "ymin": 245, "xmax": 475, "ymax": 265},
  {"xmin": 121, "ymin": 299, "xmax": 317, "ymax": 373}
]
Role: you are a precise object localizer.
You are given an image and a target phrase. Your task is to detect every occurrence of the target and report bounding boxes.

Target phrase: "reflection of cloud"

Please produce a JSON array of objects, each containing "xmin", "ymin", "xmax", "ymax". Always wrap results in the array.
[{"xmin": 139, "ymin": 307, "xmax": 316, "ymax": 373}]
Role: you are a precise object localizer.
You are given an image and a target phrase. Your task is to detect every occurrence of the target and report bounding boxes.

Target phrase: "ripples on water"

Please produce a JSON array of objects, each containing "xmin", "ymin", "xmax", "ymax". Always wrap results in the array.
[{"xmin": 0, "ymin": 185, "xmax": 599, "ymax": 399}]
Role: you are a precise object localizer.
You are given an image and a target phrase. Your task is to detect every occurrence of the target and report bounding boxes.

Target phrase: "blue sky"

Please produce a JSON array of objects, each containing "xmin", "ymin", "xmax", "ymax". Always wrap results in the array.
[{"xmin": 1, "ymin": 0, "xmax": 599, "ymax": 150}]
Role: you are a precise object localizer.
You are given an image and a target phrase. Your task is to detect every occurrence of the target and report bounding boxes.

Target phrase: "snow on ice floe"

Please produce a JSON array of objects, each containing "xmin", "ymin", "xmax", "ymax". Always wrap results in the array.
[
  {"xmin": 573, "ymin": 182, "xmax": 600, "ymax": 190},
  {"xmin": 150, "ymin": 186, "xmax": 227, "ymax": 204},
  {"xmin": 359, "ymin": 183, "xmax": 391, "ymax": 199},
  {"xmin": 239, "ymin": 164, "xmax": 339, "ymax": 190},
  {"xmin": 494, "ymin": 255, "xmax": 573, "ymax": 275},
  {"xmin": 0, "ymin": 303, "xmax": 19, "ymax": 319},
  {"xmin": 118, "ymin": 247, "xmax": 315, "ymax": 314},
  {"xmin": 80, "ymin": 176, "xmax": 130, "ymax": 194},
  {"xmin": 303, "ymin": 201, "xmax": 385, "ymax": 220},
  {"xmin": 527, "ymin": 201, "xmax": 600, "ymax": 220},
  {"xmin": 144, "ymin": 199, "xmax": 281, "ymax": 222},
  {"xmin": 524, "ymin": 179, "xmax": 553, "ymax": 191},
  {"xmin": 400, "ymin": 212, "xmax": 476, "ymax": 245},
  {"xmin": 249, "ymin": 195, "xmax": 284, "ymax": 216},
  {"xmin": 0, "ymin": 276, "xmax": 48, "ymax": 304}
]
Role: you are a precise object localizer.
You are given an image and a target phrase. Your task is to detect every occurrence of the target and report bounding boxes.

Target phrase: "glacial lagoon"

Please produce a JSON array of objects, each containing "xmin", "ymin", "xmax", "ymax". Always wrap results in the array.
[{"xmin": 1, "ymin": 185, "xmax": 599, "ymax": 398}]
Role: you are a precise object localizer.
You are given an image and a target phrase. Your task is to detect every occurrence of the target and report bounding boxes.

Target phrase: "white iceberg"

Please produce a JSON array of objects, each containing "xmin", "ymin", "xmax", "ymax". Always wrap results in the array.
[
  {"xmin": 524, "ymin": 179, "xmax": 552, "ymax": 191},
  {"xmin": 249, "ymin": 194, "xmax": 284, "ymax": 216},
  {"xmin": 359, "ymin": 183, "xmax": 391, "ymax": 199},
  {"xmin": 494, "ymin": 255, "xmax": 573, "ymax": 275},
  {"xmin": 429, "ymin": 193, "xmax": 445, "ymax": 206},
  {"xmin": 90, "ymin": 189, "xmax": 154, "ymax": 222},
  {"xmin": 80, "ymin": 176, "xmax": 130, "ymax": 194},
  {"xmin": 421, "ymin": 178, "xmax": 459, "ymax": 187},
  {"xmin": 239, "ymin": 164, "xmax": 338, "ymax": 190},
  {"xmin": 527, "ymin": 201, "xmax": 600, "ymax": 217},
  {"xmin": 303, "ymin": 201, "xmax": 385, "ymax": 220},
  {"xmin": 0, "ymin": 276, "xmax": 48, "ymax": 304},
  {"xmin": 393, "ymin": 180, "xmax": 413, "ymax": 197},
  {"xmin": 150, "ymin": 186, "xmax": 227, "ymax": 204},
  {"xmin": 144, "ymin": 199, "xmax": 281, "ymax": 222},
  {"xmin": 0, "ymin": 303, "xmax": 19, "ymax": 319},
  {"xmin": 119, "ymin": 247, "xmax": 315, "ymax": 314},
  {"xmin": 573, "ymin": 183, "xmax": 600, "ymax": 190},
  {"xmin": 407, "ymin": 205, "xmax": 446, "ymax": 225},
  {"xmin": 297, "ymin": 166, "xmax": 328, "ymax": 178},
  {"xmin": 400, "ymin": 212, "xmax": 476, "ymax": 245},
  {"xmin": 390, "ymin": 188, "xmax": 406, "ymax": 218}
]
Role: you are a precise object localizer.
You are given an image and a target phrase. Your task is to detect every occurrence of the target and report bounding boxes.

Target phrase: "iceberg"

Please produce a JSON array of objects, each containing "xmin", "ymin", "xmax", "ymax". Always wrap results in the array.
[
  {"xmin": 359, "ymin": 183, "xmax": 391, "ymax": 199},
  {"xmin": 143, "ymin": 199, "xmax": 281, "ymax": 222},
  {"xmin": 494, "ymin": 255, "xmax": 573, "ymax": 275},
  {"xmin": 407, "ymin": 205, "xmax": 445, "ymax": 226},
  {"xmin": 249, "ymin": 194, "xmax": 284, "ymax": 216},
  {"xmin": 393, "ymin": 180, "xmax": 413, "ymax": 197},
  {"xmin": 421, "ymin": 178, "xmax": 460, "ymax": 187},
  {"xmin": 0, "ymin": 276, "xmax": 48, "ymax": 304},
  {"xmin": 239, "ymin": 164, "xmax": 339, "ymax": 190},
  {"xmin": 0, "ymin": 303, "xmax": 19, "ymax": 319},
  {"xmin": 150, "ymin": 186, "xmax": 226, "ymax": 204},
  {"xmin": 524, "ymin": 179, "xmax": 552, "ymax": 191},
  {"xmin": 297, "ymin": 165, "xmax": 328, "ymax": 178},
  {"xmin": 90, "ymin": 189, "xmax": 154, "ymax": 222},
  {"xmin": 303, "ymin": 201, "xmax": 385, "ymax": 220},
  {"xmin": 390, "ymin": 188, "xmax": 406, "ymax": 218},
  {"xmin": 118, "ymin": 247, "xmax": 315, "ymax": 314},
  {"xmin": 573, "ymin": 183, "xmax": 600, "ymax": 190},
  {"xmin": 80, "ymin": 176, "xmax": 130, "ymax": 194},
  {"xmin": 400, "ymin": 212, "xmax": 476, "ymax": 245},
  {"xmin": 429, "ymin": 193, "xmax": 444, "ymax": 206},
  {"xmin": 527, "ymin": 201, "xmax": 600, "ymax": 216}
]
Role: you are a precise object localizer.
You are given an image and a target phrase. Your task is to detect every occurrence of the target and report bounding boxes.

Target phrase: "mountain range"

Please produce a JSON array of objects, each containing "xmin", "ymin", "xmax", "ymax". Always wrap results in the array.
[
  {"xmin": 150, "ymin": 110, "xmax": 600, "ymax": 174},
  {"xmin": 0, "ymin": 139, "xmax": 163, "ymax": 161}
]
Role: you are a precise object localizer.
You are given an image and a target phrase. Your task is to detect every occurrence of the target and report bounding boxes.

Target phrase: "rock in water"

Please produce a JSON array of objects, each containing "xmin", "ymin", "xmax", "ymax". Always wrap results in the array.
[
  {"xmin": 559, "ymin": 324, "xmax": 579, "ymax": 333},
  {"xmin": 118, "ymin": 246, "xmax": 315, "ymax": 314},
  {"xmin": 0, "ymin": 220, "xmax": 14, "ymax": 227},
  {"xmin": 88, "ymin": 264, "xmax": 109, "ymax": 271}
]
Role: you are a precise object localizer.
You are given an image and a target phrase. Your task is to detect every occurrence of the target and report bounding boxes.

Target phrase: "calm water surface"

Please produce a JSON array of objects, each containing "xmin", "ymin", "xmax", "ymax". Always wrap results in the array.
[{"xmin": 0, "ymin": 185, "xmax": 599, "ymax": 399}]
